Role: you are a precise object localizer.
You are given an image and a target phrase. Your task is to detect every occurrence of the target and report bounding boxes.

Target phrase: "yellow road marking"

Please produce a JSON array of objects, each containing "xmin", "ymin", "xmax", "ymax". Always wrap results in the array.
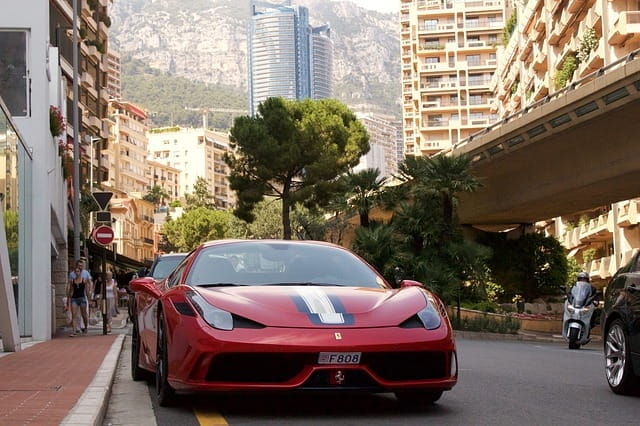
[{"xmin": 194, "ymin": 408, "xmax": 229, "ymax": 426}]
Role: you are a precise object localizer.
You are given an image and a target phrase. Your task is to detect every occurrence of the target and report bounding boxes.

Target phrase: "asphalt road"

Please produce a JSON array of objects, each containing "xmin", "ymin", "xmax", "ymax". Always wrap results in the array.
[{"xmin": 105, "ymin": 336, "xmax": 640, "ymax": 425}]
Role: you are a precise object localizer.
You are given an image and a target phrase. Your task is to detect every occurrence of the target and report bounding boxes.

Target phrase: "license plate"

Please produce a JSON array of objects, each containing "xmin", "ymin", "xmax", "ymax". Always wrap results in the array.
[{"xmin": 318, "ymin": 352, "xmax": 362, "ymax": 364}]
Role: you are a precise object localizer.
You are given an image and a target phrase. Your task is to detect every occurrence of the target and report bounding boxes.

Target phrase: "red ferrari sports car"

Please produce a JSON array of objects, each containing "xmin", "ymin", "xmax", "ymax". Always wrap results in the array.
[{"xmin": 129, "ymin": 240, "xmax": 457, "ymax": 406}]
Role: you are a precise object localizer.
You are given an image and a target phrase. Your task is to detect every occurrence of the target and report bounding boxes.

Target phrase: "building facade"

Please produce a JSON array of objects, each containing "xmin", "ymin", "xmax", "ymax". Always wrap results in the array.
[
  {"xmin": 105, "ymin": 101, "xmax": 150, "ymax": 197},
  {"xmin": 354, "ymin": 112, "xmax": 401, "ymax": 178},
  {"xmin": 105, "ymin": 48, "xmax": 122, "ymax": 101},
  {"xmin": 147, "ymin": 127, "xmax": 234, "ymax": 209},
  {"xmin": 248, "ymin": 0, "xmax": 333, "ymax": 115},
  {"xmin": 110, "ymin": 197, "xmax": 155, "ymax": 264},
  {"xmin": 400, "ymin": 0, "xmax": 506, "ymax": 157},
  {"xmin": 492, "ymin": 0, "xmax": 640, "ymax": 287}
]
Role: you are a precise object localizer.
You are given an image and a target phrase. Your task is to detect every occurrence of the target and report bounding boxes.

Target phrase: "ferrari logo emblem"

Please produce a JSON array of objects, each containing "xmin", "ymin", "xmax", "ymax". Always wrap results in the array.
[
  {"xmin": 334, "ymin": 370, "xmax": 345, "ymax": 384},
  {"xmin": 334, "ymin": 332, "xmax": 342, "ymax": 340}
]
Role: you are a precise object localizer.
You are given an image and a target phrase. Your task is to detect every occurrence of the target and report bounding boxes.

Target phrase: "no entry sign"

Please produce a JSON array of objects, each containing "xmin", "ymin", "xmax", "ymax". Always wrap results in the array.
[{"xmin": 92, "ymin": 225, "xmax": 114, "ymax": 245}]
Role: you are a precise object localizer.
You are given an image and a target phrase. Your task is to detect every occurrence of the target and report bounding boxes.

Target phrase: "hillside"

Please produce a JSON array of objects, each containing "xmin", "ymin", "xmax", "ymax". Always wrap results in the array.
[{"xmin": 109, "ymin": 0, "xmax": 401, "ymax": 128}]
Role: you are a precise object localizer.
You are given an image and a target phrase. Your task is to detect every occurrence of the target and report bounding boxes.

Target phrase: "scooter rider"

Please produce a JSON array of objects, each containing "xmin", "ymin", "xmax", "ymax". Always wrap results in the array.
[{"xmin": 574, "ymin": 271, "xmax": 597, "ymax": 327}]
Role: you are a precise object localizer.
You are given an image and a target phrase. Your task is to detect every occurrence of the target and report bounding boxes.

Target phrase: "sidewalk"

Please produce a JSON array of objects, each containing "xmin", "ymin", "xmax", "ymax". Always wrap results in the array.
[{"xmin": 0, "ymin": 311, "xmax": 128, "ymax": 426}]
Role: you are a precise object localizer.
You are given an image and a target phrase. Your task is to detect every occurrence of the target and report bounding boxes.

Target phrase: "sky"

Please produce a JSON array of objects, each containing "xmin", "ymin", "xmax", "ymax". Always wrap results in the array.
[{"xmin": 334, "ymin": 0, "xmax": 400, "ymax": 14}]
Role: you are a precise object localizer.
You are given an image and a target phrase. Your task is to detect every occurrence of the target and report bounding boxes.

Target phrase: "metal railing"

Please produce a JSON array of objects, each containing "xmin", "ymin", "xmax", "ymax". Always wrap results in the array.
[{"xmin": 448, "ymin": 47, "xmax": 640, "ymax": 153}]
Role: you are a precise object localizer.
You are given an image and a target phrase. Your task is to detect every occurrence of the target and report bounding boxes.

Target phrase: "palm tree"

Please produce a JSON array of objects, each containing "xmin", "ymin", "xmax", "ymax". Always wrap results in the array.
[
  {"xmin": 143, "ymin": 185, "xmax": 169, "ymax": 210},
  {"xmin": 342, "ymin": 168, "xmax": 387, "ymax": 227},
  {"xmin": 397, "ymin": 154, "xmax": 481, "ymax": 231}
]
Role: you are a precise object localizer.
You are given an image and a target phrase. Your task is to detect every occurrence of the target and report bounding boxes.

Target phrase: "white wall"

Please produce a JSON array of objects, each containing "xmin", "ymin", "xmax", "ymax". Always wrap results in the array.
[{"xmin": 1, "ymin": 0, "xmax": 67, "ymax": 340}]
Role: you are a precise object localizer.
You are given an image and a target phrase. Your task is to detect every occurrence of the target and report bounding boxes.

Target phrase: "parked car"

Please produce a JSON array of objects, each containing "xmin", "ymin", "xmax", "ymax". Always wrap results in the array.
[
  {"xmin": 127, "ymin": 252, "xmax": 187, "ymax": 321},
  {"xmin": 146, "ymin": 252, "xmax": 189, "ymax": 280},
  {"xmin": 602, "ymin": 251, "xmax": 640, "ymax": 394},
  {"xmin": 129, "ymin": 239, "xmax": 457, "ymax": 406}
]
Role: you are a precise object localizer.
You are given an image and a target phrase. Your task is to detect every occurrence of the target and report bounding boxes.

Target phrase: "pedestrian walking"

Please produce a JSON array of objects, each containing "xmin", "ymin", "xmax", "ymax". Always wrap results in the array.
[
  {"xmin": 66, "ymin": 263, "xmax": 90, "ymax": 336},
  {"xmin": 104, "ymin": 271, "xmax": 119, "ymax": 333}
]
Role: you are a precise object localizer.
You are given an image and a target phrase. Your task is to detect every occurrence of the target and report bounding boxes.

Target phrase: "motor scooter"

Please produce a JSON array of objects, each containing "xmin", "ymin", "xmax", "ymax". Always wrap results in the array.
[{"xmin": 561, "ymin": 281, "xmax": 598, "ymax": 349}]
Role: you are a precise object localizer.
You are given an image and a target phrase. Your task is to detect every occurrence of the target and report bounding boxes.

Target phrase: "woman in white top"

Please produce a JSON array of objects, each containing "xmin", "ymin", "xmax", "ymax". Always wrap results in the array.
[{"xmin": 104, "ymin": 271, "xmax": 118, "ymax": 332}]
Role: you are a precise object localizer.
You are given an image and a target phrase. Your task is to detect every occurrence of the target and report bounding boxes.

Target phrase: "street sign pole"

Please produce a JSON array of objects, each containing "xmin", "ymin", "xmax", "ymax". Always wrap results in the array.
[{"xmin": 102, "ymin": 245, "xmax": 107, "ymax": 335}]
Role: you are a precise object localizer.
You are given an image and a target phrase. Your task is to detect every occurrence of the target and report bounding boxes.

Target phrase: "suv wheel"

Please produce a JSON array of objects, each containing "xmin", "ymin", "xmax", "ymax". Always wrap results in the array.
[{"xmin": 605, "ymin": 319, "xmax": 639, "ymax": 394}]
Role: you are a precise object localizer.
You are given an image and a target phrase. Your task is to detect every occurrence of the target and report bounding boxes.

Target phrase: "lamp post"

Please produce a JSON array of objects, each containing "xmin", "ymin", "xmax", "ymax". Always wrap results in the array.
[{"xmin": 86, "ymin": 136, "xmax": 101, "ymax": 231}]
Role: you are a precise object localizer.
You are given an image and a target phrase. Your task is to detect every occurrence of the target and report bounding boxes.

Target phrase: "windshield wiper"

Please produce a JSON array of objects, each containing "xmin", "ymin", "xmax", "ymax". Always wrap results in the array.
[
  {"xmin": 196, "ymin": 283, "xmax": 245, "ymax": 287},
  {"xmin": 262, "ymin": 282, "xmax": 342, "ymax": 287}
]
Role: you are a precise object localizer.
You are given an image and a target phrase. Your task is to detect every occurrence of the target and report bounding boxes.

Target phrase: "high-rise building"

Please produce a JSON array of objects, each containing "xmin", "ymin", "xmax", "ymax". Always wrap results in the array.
[
  {"xmin": 248, "ymin": 0, "xmax": 333, "ymax": 115},
  {"xmin": 400, "ymin": 0, "xmax": 506, "ymax": 157}
]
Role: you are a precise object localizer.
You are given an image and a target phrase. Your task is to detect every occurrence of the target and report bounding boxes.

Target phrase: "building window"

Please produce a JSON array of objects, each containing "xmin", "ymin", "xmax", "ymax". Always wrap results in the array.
[{"xmin": 0, "ymin": 31, "xmax": 29, "ymax": 116}]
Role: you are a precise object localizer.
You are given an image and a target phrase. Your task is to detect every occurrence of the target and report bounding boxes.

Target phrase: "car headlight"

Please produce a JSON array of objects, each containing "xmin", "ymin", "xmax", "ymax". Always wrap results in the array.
[
  {"xmin": 186, "ymin": 291, "xmax": 233, "ymax": 331},
  {"xmin": 416, "ymin": 296, "xmax": 442, "ymax": 330}
]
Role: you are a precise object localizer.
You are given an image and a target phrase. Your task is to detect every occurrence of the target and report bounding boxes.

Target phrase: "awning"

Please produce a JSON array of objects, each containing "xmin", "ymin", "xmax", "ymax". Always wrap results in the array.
[{"xmin": 567, "ymin": 247, "xmax": 580, "ymax": 257}]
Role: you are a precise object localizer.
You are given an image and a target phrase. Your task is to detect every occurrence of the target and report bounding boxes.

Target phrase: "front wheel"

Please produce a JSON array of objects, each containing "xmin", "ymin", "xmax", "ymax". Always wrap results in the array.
[
  {"xmin": 130, "ymin": 316, "xmax": 147, "ymax": 381},
  {"xmin": 568, "ymin": 327, "xmax": 580, "ymax": 349},
  {"xmin": 156, "ymin": 310, "xmax": 176, "ymax": 406},
  {"xmin": 605, "ymin": 319, "xmax": 639, "ymax": 394}
]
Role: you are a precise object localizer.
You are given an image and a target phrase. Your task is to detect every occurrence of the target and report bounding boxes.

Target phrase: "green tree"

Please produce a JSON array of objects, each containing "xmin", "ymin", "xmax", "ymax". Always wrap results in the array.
[
  {"xmin": 341, "ymin": 168, "xmax": 387, "ymax": 228},
  {"xmin": 225, "ymin": 97, "xmax": 369, "ymax": 239},
  {"xmin": 184, "ymin": 176, "xmax": 214, "ymax": 210},
  {"xmin": 483, "ymin": 232, "xmax": 568, "ymax": 301},
  {"xmin": 162, "ymin": 207, "xmax": 235, "ymax": 251},
  {"xmin": 143, "ymin": 185, "xmax": 169, "ymax": 209}
]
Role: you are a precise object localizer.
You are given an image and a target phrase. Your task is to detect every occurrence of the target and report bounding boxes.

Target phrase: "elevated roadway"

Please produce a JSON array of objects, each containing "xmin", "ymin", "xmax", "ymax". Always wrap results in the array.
[{"xmin": 452, "ymin": 51, "xmax": 640, "ymax": 229}]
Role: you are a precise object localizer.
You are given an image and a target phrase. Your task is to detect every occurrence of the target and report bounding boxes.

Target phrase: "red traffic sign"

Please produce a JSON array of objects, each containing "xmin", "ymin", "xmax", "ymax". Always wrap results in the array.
[{"xmin": 92, "ymin": 225, "xmax": 114, "ymax": 245}]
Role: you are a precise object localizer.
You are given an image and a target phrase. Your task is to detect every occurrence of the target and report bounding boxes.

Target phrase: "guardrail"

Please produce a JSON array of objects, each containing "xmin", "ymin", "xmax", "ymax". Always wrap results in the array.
[{"xmin": 446, "ymin": 47, "xmax": 640, "ymax": 154}]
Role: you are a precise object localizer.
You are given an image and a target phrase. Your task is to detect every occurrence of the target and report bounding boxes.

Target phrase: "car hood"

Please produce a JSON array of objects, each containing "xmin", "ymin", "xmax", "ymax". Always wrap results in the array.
[{"xmin": 194, "ymin": 285, "xmax": 428, "ymax": 328}]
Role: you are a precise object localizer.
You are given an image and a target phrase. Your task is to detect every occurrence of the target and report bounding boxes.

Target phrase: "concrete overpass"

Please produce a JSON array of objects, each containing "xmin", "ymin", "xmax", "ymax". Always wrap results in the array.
[{"xmin": 452, "ymin": 49, "xmax": 640, "ymax": 229}]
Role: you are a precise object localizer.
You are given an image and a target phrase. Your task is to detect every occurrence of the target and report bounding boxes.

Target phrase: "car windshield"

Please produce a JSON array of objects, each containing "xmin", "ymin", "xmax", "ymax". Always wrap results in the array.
[
  {"xmin": 150, "ymin": 255, "xmax": 186, "ymax": 280},
  {"xmin": 570, "ymin": 281, "xmax": 594, "ymax": 308},
  {"xmin": 186, "ymin": 241, "xmax": 385, "ymax": 288}
]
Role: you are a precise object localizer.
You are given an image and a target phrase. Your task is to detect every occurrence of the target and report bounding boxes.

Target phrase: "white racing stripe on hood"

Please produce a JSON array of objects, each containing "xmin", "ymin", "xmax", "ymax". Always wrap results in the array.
[{"xmin": 296, "ymin": 286, "xmax": 345, "ymax": 324}]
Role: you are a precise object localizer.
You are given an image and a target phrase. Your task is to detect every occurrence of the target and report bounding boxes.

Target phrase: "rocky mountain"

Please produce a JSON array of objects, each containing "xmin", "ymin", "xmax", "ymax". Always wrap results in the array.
[{"xmin": 109, "ymin": 0, "xmax": 401, "ymax": 120}]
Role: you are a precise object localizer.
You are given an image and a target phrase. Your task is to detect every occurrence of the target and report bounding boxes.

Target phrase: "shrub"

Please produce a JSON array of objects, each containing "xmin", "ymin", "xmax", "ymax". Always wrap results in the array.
[{"xmin": 455, "ymin": 314, "xmax": 520, "ymax": 334}]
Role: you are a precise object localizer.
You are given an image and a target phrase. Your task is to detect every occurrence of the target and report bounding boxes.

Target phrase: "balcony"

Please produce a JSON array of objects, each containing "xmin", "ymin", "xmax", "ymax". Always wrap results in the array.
[
  {"xmin": 421, "ymin": 62, "xmax": 452, "ymax": 72},
  {"xmin": 616, "ymin": 199, "xmax": 640, "ymax": 227},
  {"xmin": 579, "ymin": 212, "xmax": 613, "ymax": 242},
  {"xmin": 586, "ymin": 4, "xmax": 602, "ymax": 30},
  {"xmin": 80, "ymin": 71, "xmax": 95, "ymax": 88},
  {"xmin": 577, "ymin": 41, "xmax": 604, "ymax": 78},
  {"xmin": 588, "ymin": 254, "xmax": 615, "ymax": 280},
  {"xmin": 609, "ymin": 11, "xmax": 640, "ymax": 45},
  {"xmin": 89, "ymin": 115, "xmax": 102, "ymax": 131},
  {"xmin": 562, "ymin": 227, "xmax": 581, "ymax": 249}
]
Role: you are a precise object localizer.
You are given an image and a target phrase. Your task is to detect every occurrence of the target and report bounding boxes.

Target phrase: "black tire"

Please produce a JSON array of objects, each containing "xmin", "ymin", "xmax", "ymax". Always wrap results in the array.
[
  {"xmin": 568, "ymin": 327, "xmax": 580, "ymax": 350},
  {"xmin": 395, "ymin": 390, "xmax": 443, "ymax": 406},
  {"xmin": 605, "ymin": 319, "xmax": 640, "ymax": 395},
  {"xmin": 130, "ymin": 314, "xmax": 147, "ymax": 381},
  {"xmin": 156, "ymin": 310, "xmax": 176, "ymax": 406}
]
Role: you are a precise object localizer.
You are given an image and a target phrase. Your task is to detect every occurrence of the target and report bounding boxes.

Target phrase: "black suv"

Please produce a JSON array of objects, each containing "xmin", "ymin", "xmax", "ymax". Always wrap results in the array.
[{"xmin": 602, "ymin": 251, "xmax": 640, "ymax": 394}]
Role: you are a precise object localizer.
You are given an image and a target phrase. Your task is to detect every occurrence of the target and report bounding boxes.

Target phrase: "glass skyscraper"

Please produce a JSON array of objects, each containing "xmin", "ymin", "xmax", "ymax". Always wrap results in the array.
[{"xmin": 248, "ymin": 1, "xmax": 333, "ymax": 116}]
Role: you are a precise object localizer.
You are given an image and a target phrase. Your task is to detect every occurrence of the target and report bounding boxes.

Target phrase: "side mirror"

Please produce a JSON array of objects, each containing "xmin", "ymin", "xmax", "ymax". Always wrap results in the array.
[
  {"xmin": 129, "ymin": 277, "xmax": 162, "ymax": 299},
  {"xmin": 399, "ymin": 279, "xmax": 424, "ymax": 288},
  {"xmin": 559, "ymin": 285, "xmax": 566, "ymax": 294}
]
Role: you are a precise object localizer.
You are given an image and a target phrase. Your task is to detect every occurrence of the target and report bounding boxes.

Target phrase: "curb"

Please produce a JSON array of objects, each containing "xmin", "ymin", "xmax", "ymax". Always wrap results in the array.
[{"xmin": 60, "ymin": 333, "xmax": 126, "ymax": 426}]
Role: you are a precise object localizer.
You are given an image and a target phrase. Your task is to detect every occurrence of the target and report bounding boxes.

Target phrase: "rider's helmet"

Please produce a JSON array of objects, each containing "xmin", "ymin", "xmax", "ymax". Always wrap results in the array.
[{"xmin": 577, "ymin": 271, "xmax": 590, "ymax": 282}]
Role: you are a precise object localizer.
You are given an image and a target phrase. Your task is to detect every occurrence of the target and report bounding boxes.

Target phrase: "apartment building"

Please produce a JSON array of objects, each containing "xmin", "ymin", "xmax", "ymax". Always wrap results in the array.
[
  {"xmin": 147, "ymin": 160, "xmax": 181, "ymax": 206},
  {"xmin": 110, "ymin": 197, "xmax": 155, "ymax": 264},
  {"xmin": 147, "ymin": 127, "xmax": 234, "ymax": 209},
  {"xmin": 105, "ymin": 100, "xmax": 150, "ymax": 197},
  {"xmin": 492, "ymin": 0, "xmax": 640, "ymax": 286},
  {"xmin": 105, "ymin": 48, "xmax": 122, "ymax": 101},
  {"xmin": 400, "ymin": 0, "xmax": 506, "ymax": 157},
  {"xmin": 354, "ymin": 112, "xmax": 401, "ymax": 178}
]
